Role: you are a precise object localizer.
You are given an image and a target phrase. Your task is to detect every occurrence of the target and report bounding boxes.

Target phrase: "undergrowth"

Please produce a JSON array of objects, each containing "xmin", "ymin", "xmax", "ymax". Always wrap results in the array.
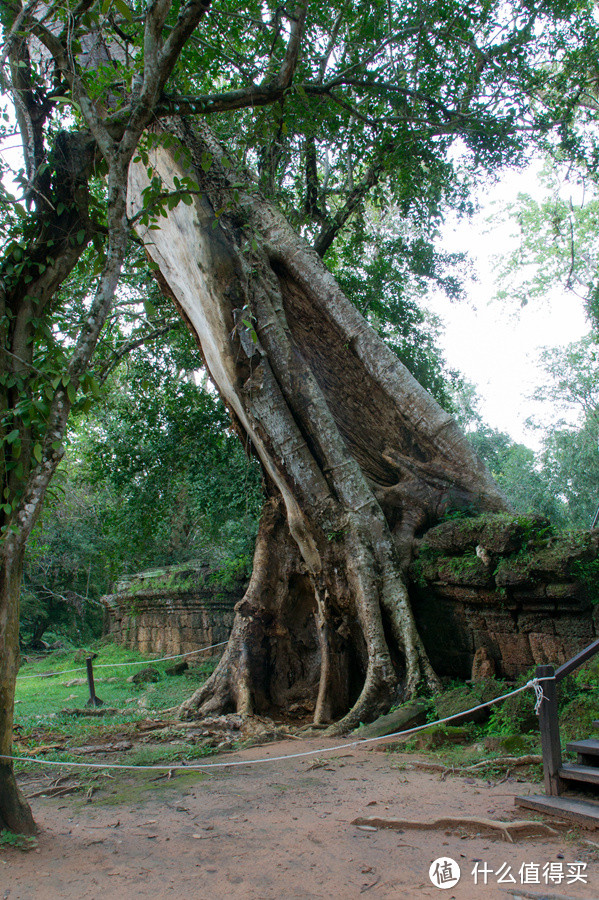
[
  {"xmin": 13, "ymin": 641, "xmax": 220, "ymax": 770},
  {"xmin": 0, "ymin": 829, "xmax": 37, "ymax": 852}
]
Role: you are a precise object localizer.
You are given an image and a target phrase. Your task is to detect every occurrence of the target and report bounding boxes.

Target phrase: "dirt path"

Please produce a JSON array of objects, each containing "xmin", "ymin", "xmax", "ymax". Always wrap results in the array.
[{"xmin": 2, "ymin": 738, "xmax": 598, "ymax": 900}]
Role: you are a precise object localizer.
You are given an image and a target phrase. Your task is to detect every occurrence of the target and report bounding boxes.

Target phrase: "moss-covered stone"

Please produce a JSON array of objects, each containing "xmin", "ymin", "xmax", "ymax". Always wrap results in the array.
[
  {"xmin": 433, "ymin": 678, "xmax": 505, "ymax": 726},
  {"xmin": 410, "ymin": 514, "xmax": 599, "ymax": 681},
  {"xmin": 352, "ymin": 700, "xmax": 429, "ymax": 738},
  {"xmin": 102, "ymin": 559, "xmax": 247, "ymax": 658},
  {"xmin": 436, "ymin": 553, "xmax": 493, "ymax": 587},
  {"xmin": 413, "ymin": 725, "xmax": 473, "ymax": 749}
]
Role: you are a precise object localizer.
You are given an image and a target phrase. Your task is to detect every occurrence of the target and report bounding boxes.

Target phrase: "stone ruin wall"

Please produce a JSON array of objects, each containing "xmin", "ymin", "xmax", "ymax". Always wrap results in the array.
[
  {"xmin": 409, "ymin": 515, "xmax": 599, "ymax": 681},
  {"xmin": 102, "ymin": 564, "xmax": 244, "ymax": 660},
  {"xmin": 102, "ymin": 518, "xmax": 599, "ymax": 681}
]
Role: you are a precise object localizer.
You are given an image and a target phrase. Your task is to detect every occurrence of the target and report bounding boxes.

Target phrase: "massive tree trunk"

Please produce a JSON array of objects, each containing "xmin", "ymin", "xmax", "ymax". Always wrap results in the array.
[
  {"xmin": 0, "ymin": 540, "xmax": 36, "ymax": 834},
  {"xmin": 128, "ymin": 120, "xmax": 507, "ymax": 731}
]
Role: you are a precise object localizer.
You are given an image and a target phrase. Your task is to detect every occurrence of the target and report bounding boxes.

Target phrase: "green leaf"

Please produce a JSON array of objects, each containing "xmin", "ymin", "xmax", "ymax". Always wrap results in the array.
[
  {"xmin": 88, "ymin": 377, "xmax": 102, "ymax": 399},
  {"xmin": 144, "ymin": 299, "xmax": 157, "ymax": 318},
  {"xmin": 113, "ymin": 0, "xmax": 133, "ymax": 20},
  {"xmin": 67, "ymin": 382, "xmax": 77, "ymax": 404},
  {"xmin": 5, "ymin": 429, "xmax": 20, "ymax": 444},
  {"xmin": 33, "ymin": 443, "xmax": 43, "ymax": 464}
]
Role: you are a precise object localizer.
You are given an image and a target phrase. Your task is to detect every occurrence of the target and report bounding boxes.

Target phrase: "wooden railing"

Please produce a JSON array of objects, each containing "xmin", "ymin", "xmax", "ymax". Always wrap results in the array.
[{"xmin": 537, "ymin": 637, "xmax": 599, "ymax": 796}]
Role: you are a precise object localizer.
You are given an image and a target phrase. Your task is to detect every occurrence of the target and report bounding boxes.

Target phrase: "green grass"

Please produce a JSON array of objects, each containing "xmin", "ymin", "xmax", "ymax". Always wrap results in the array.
[{"xmin": 13, "ymin": 641, "xmax": 219, "ymax": 766}]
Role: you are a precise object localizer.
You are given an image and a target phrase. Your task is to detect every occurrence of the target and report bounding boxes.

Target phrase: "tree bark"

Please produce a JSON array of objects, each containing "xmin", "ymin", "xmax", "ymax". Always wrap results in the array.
[
  {"xmin": 128, "ymin": 120, "xmax": 508, "ymax": 731},
  {"xmin": 0, "ymin": 540, "xmax": 36, "ymax": 835}
]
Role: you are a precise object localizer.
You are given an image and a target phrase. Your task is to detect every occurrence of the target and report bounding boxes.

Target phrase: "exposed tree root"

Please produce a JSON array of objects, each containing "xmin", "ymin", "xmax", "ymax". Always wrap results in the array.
[
  {"xmin": 352, "ymin": 815, "xmax": 559, "ymax": 842},
  {"xmin": 404, "ymin": 755, "xmax": 543, "ymax": 776}
]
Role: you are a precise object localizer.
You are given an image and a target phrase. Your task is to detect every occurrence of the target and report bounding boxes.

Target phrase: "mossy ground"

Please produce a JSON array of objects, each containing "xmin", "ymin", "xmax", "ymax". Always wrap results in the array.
[
  {"xmin": 11, "ymin": 639, "xmax": 599, "ymax": 798},
  {"xmin": 13, "ymin": 642, "xmax": 219, "ymax": 777}
]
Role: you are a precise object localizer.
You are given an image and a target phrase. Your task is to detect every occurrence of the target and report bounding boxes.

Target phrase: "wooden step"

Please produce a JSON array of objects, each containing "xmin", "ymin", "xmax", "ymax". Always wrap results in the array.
[
  {"xmin": 560, "ymin": 763, "xmax": 599, "ymax": 787},
  {"xmin": 566, "ymin": 737, "xmax": 599, "ymax": 762},
  {"xmin": 516, "ymin": 794, "xmax": 599, "ymax": 828}
]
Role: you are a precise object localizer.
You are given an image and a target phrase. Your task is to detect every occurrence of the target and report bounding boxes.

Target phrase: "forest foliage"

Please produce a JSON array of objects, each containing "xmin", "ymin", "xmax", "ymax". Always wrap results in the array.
[{"xmin": 2, "ymin": 0, "xmax": 599, "ymax": 645}]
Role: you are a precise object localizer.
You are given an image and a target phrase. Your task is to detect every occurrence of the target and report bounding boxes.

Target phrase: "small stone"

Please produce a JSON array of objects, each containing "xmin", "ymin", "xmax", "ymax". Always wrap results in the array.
[
  {"xmin": 73, "ymin": 650, "xmax": 98, "ymax": 663},
  {"xmin": 165, "ymin": 661, "xmax": 189, "ymax": 676},
  {"xmin": 131, "ymin": 666, "xmax": 160, "ymax": 684},
  {"xmin": 471, "ymin": 647, "xmax": 496, "ymax": 681}
]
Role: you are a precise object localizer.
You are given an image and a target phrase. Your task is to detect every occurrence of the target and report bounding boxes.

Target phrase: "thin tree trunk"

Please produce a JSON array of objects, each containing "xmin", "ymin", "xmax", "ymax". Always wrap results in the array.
[
  {"xmin": 129, "ymin": 119, "xmax": 508, "ymax": 730},
  {"xmin": 0, "ymin": 540, "xmax": 36, "ymax": 834}
]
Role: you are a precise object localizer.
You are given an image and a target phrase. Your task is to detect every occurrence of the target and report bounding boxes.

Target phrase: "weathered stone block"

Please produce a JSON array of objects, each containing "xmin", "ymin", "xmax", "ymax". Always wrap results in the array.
[{"xmin": 102, "ymin": 561, "xmax": 243, "ymax": 659}]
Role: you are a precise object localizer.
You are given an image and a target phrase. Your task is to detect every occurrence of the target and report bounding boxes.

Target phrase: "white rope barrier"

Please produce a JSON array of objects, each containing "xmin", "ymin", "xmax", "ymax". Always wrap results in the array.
[
  {"xmin": 2, "ymin": 676, "xmax": 554, "ymax": 772},
  {"xmin": 16, "ymin": 641, "xmax": 229, "ymax": 680}
]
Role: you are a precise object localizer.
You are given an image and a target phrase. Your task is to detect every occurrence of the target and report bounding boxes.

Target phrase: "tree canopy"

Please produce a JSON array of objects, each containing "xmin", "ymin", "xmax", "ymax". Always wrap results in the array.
[{"xmin": 3, "ymin": 0, "xmax": 599, "ymax": 833}]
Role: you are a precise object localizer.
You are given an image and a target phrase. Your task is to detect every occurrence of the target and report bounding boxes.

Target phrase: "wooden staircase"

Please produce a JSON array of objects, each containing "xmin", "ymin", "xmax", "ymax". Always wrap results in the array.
[{"xmin": 516, "ymin": 643, "xmax": 599, "ymax": 829}]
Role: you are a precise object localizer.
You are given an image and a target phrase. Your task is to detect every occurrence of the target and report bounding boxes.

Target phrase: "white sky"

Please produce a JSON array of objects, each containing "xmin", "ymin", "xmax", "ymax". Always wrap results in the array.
[{"xmin": 427, "ymin": 169, "xmax": 590, "ymax": 449}]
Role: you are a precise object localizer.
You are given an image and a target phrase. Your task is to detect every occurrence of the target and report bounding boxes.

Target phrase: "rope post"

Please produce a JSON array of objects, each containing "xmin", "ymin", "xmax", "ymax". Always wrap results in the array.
[
  {"xmin": 536, "ymin": 664, "xmax": 561, "ymax": 796},
  {"xmin": 85, "ymin": 656, "xmax": 103, "ymax": 708}
]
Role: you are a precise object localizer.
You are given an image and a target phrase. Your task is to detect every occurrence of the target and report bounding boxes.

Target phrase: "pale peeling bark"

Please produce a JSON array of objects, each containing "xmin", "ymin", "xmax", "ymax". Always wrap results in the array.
[{"xmin": 128, "ymin": 120, "xmax": 507, "ymax": 731}]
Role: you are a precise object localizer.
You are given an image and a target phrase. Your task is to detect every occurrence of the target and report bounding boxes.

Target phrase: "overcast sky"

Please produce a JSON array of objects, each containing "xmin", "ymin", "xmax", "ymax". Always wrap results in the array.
[{"xmin": 427, "ymin": 169, "xmax": 590, "ymax": 449}]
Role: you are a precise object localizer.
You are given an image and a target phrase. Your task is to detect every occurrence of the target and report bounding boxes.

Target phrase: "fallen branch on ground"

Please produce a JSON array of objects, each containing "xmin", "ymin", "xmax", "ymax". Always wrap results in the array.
[
  {"xmin": 76, "ymin": 741, "xmax": 133, "ymax": 754},
  {"xmin": 403, "ymin": 755, "xmax": 542, "ymax": 778},
  {"xmin": 352, "ymin": 815, "xmax": 558, "ymax": 842}
]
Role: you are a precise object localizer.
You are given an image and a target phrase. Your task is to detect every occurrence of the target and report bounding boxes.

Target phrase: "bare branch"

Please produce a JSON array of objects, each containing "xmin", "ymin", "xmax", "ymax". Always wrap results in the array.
[
  {"xmin": 144, "ymin": 0, "xmax": 172, "ymax": 70},
  {"xmin": 318, "ymin": 2, "xmax": 347, "ymax": 82},
  {"xmin": 156, "ymin": 83, "xmax": 295, "ymax": 116},
  {"xmin": 313, "ymin": 157, "xmax": 386, "ymax": 257},
  {"xmin": 98, "ymin": 324, "xmax": 175, "ymax": 383},
  {"xmin": 158, "ymin": 0, "xmax": 212, "ymax": 85},
  {"xmin": 274, "ymin": 0, "xmax": 309, "ymax": 89}
]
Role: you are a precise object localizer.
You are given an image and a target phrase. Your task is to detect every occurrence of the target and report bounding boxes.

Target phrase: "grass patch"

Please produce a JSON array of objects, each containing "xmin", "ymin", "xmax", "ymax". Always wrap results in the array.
[
  {"xmin": 84, "ymin": 769, "xmax": 210, "ymax": 807},
  {"xmin": 13, "ymin": 641, "xmax": 219, "ymax": 767}
]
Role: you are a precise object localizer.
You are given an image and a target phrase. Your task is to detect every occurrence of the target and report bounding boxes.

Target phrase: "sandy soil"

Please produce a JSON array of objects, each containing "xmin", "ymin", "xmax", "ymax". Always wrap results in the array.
[{"xmin": 2, "ymin": 737, "xmax": 598, "ymax": 900}]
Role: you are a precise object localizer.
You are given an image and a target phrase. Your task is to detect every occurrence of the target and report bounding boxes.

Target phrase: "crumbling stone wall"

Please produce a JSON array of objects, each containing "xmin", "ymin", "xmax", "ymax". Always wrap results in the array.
[
  {"xmin": 102, "ymin": 563, "xmax": 246, "ymax": 659},
  {"xmin": 409, "ymin": 514, "xmax": 599, "ymax": 680},
  {"xmin": 104, "ymin": 518, "xmax": 599, "ymax": 680}
]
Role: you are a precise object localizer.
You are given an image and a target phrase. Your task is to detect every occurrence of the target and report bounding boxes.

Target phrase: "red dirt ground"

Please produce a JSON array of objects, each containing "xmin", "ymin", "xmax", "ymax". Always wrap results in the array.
[{"xmin": 2, "ymin": 737, "xmax": 598, "ymax": 900}]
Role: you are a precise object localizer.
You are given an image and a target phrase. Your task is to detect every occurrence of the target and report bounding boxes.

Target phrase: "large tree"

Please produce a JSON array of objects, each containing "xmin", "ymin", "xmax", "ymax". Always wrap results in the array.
[{"xmin": 1, "ymin": 0, "xmax": 597, "ymax": 831}]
